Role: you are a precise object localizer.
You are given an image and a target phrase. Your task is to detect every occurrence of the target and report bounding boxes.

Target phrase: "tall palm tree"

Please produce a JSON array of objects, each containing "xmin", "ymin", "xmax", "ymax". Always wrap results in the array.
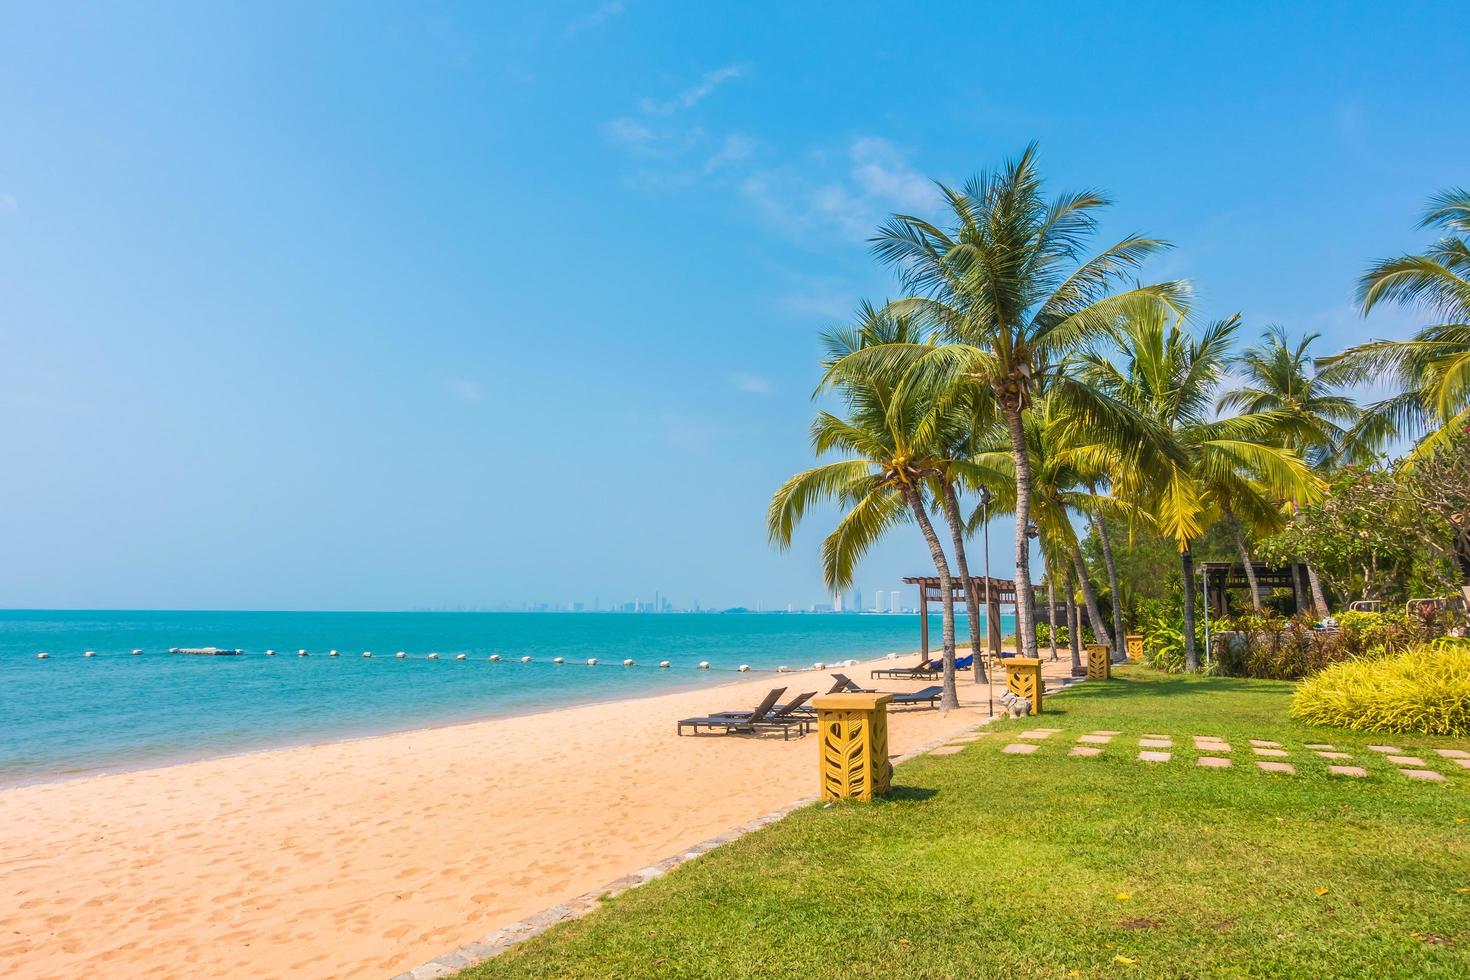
[
  {"xmin": 1325, "ymin": 188, "xmax": 1470, "ymax": 458},
  {"xmin": 777, "ymin": 305, "xmax": 982, "ymax": 708},
  {"xmin": 1219, "ymin": 325, "xmax": 1362, "ymax": 614},
  {"xmin": 862, "ymin": 144, "xmax": 1189, "ymax": 658},
  {"xmin": 1087, "ymin": 312, "xmax": 1322, "ymax": 669}
]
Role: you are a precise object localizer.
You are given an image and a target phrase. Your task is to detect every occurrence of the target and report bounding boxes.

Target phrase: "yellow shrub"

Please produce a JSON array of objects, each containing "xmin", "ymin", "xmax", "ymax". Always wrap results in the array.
[{"xmin": 1290, "ymin": 640, "xmax": 1470, "ymax": 737}]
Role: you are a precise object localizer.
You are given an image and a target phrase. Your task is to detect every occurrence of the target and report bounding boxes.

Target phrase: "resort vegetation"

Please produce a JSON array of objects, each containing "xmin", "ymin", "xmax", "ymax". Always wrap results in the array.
[{"xmin": 769, "ymin": 146, "xmax": 1470, "ymax": 698}]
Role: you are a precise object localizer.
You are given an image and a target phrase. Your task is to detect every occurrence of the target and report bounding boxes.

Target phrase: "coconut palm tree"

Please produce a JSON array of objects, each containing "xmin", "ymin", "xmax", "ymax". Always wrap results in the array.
[
  {"xmin": 860, "ymin": 144, "xmax": 1189, "ymax": 658},
  {"xmin": 1087, "ymin": 311, "xmax": 1323, "ymax": 669},
  {"xmin": 1219, "ymin": 325, "xmax": 1363, "ymax": 613},
  {"xmin": 1325, "ymin": 188, "xmax": 1470, "ymax": 458},
  {"xmin": 817, "ymin": 304, "xmax": 999, "ymax": 687}
]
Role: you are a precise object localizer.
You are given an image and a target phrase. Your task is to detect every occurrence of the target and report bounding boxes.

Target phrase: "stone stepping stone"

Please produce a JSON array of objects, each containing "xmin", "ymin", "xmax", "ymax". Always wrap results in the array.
[
  {"xmin": 1252, "ymin": 747, "xmax": 1289, "ymax": 757},
  {"xmin": 1400, "ymin": 769, "xmax": 1447, "ymax": 782},
  {"xmin": 1257, "ymin": 761, "xmax": 1295, "ymax": 774},
  {"xmin": 1328, "ymin": 765, "xmax": 1368, "ymax": 778},
  {"xmin": 1141, "ymin": 733, "xmax": 1170, "ymax": 739},
  {"xmin": 1018, "ymin": 730, "xmax": 1058, "ymax": 739},
  {"xmin": 1434, "ymin": 749, "xmax": 1469, "ymax": 759},
  {"xmin": 1138, "ymin": 750, "xmax": 1172, "ymax": 763},
  {"xmin": 1388, "ymin": 755, "xmax": 1426, "ymax": 766},
  {"xmin": 1139, "ymin": 738, "xmax": 1172, "ymax": 749},
  {"xmin": 1077, "ymin": 734, "xmax": 1113, "ymax": 744},
  {"xmin": 1069, "ymin": 746, "xmax": 1103, "ymax": 757},
  {"xmin": 1454, "ymin": 759, "xmax": 1470, "ymax": 770},
  {"xmin": 1197, "ymin": 756, "xmax": 1231, "ymax": 769},
  {"xmin": 1002, "ymin": 743, "xmax": 1038, "ymax": 755},
  {"xmin": 948, "ymin": 734, "xmax": 982, "ymax": 743},
  {"xmin": 1316, "ymin": 751, "xmax": 1351, "ymax": 760},
  {"xmin": 930, "ymin": 745, "xmax": 964, "ymax": 756},
  {"xmin": 1368, "ymin": 745, "xmax": 1402, "ymax": 754},
  {"xmin": 1090, "ymin": 730, "xmax": 1122, "ymax": 736},
  {"xmin": 1248, "ymin": 739, "xmax": 1282, "ymax": 748},
  {"xmin": 1194, "ymin": 739, "xmax": 1231, "ymax": 752},
  {"xmin": 1305, "ymin": 743, "xmax": 1335, "ymax": 750}
]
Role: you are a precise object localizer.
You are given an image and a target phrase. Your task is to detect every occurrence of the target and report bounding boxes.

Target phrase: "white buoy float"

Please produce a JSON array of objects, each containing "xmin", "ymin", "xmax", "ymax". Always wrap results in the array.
[
  {"xmin": 131, "ymin": 649, "xmax": 143, "ymax": 656},
  {"xmin": 659, "ymin": 660, "xmax": 671, "ymax": 668},
  {"xmin": 396, "ymin": 652, "xmax": 407, "ymax": 659},
  {"xmin": 427, "ymin": 653, "xmax": 440, "ymax": 660},
  {"xmin": 697, "ymin": 661, "xmax": 710, "ymax": 669},
  {"xmin": 362, "ymin": 651, "xmax": 373, "ymax": 658},
  {"xmin": 84, "ymin": 651, "xmax": 96, "ymax": 658},
  {"xmin": 623, "ymin": 658, "xmax": 634, "ymax": 666},
  {"xmin": 265, "ymin": 649, "xmax": 276, "ymax": 657},
  {"xmin": 553, "ymin": 657, "xmax": 565, "ymax": 664},
  {"xmin": 812, "ymin": 662, "xmax": 825, "ymax": 670},
  {"xmin": 330, "ymin": 650, "xmax": 341, "ymax": 657},
  {"xmin": 299, "ymin": 649, "xmax": 309, "ymax": 657},
  {"xmin": 37, "ymin": 652, "xmax": 50, "ymax": 660},
  {"xmin": 738, "ymin": 664, "xmax": 750, "ymax": 672},
  {"xmin": 455, "ymin": 654, "xmax": 466, "ymax": 661},
  {"xmin": 778, "ymin": 665, "xmax": 791, "ymax": 672},
  {"xmin": 520, "ymin": 656, "xmax": 532, "ymax": 663},
  {"xmin": 490, "ymin": 654, "xmax": 502, "ymax": 662},
  {"xmin": 586, "ymin": 658, "xmax": 598, "ymax": 666}
]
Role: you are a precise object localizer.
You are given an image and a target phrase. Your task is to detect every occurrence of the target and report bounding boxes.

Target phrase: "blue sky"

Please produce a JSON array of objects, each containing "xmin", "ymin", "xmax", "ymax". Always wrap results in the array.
[{"xmin": 0, "ymin": 1, "xmax": 1464, "ymax": 610}]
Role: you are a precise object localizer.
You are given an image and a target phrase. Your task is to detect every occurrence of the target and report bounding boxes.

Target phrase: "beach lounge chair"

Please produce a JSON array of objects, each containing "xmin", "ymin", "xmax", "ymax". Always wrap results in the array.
[
  {"xmin": 830, "ymin": 673, "xmax": 875, "ymax": 693},
  {"xmin": 871, "ymin": 657, "xmax": 936, "ymax": 679},
  {"xmin": 677, "ymin": 687, "xmax": 810, "ymax": 740},
  {"xmin": 709, "ymin": 691, "xmax": 817, "ymax": 737},
  {"xmin": 889, "ymin": 685, "xmax": 944, "ymax": 710}
]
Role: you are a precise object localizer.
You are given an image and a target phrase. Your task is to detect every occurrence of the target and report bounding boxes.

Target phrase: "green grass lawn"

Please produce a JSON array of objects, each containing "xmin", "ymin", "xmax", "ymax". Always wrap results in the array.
[{"xmin": 462, "ymin": 669, "xmax": 1470, "ymax": 979}]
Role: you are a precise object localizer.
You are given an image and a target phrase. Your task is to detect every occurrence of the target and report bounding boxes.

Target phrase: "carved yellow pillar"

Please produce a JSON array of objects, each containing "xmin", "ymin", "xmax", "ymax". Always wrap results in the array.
[
  {"xmin": 1126, "ymin": 634, "xmax": 1144, "ymax": 661},
  {"xmin": 1003, "ymin": 657, "xmax": 1043, "ymax": 715},
  {"xmin": 1086, "ymin": 644, "xmax": 1112, "ymax": 680},
  {"xmin": 813, "ymin": 692, "xmax": 894, "ymax": 802}
]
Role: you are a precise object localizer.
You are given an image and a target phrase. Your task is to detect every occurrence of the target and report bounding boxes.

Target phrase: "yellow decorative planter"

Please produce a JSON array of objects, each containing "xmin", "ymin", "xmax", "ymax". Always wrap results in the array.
[
  {"xmin": 1086, "ymin": 644, "xmax": 1112, "ymax": 680},
  {"xmin": 1003, "ymin": 657, "xmax": 1043, "ymax": 715},
  {"xmin": 813, "ymin": 692, "xmax": 893, "ymax": 802},
  {"xmin": 1126, "ymin": 634, "xmax": 1144, "ymax": 662}
]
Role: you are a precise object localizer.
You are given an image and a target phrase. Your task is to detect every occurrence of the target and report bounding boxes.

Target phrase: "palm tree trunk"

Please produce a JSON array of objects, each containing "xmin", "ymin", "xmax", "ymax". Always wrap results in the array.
[
  {"xmin": 1065, "ymin": 569, "xmax": 1082, "ymax": 676},
  {"xmin": 940, "ymin": 482, "xmax": 988, "ymax": 683},
  {"xmin": 1046, "ymin": 565, "xmax": 1059, "ymax": 662},
  {"xmin": 1095, "ymin": 515, "xmax": 1125, "ymax": 662},
  {"xmin": 906, "ymin": 489, "xmax": 958, "ymax": 709},
  {"xmin": 1180, "ymin": 546, "xmax": 1199, "ymax": 671},
  {"xmin": 1306, "ymin": 564, "xmax": 1330, "ymax": 618},
  {"xmin": 1071, "ymin": 548, "xmax": 1114, "ymax": 649},
  {"xmin": 1225, "ymin": 508, "xmax": 1263, "ymax": 613},
  {"xmin": 1003, "ymin": 405, "xmax": 1038, "ymax": 658}
]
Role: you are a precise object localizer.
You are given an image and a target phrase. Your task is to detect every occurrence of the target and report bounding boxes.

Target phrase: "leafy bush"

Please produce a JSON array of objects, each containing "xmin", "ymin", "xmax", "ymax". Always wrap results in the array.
[
  {"xmin": 1212, "ymin": 610, "xmax": 1447, "ymax": 680},
  {"xmin": 1291, "ymin": 639, "xmax": 1470, "ymax": 737},
  {"xmin": 1135, "ymin": 592, "xmax": 1204, "ymax": 673},
  {"xmin": 1036, "ymin": 622, "xmax": 1092, "ymax": 647}
]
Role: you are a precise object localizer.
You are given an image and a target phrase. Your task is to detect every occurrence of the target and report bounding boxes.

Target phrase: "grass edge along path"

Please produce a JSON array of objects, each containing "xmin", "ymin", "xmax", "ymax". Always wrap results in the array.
[{"xmin": 461, "ymin": 670, "xmax": 1470, "ymax": 979}]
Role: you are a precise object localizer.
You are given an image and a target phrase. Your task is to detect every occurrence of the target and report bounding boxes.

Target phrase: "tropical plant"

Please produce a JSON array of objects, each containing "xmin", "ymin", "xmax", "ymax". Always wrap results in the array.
[
  {"xmin": 861, "ymin": 143, "xmax": 1189, "ymax": 658},
  {"xmin": 1290, "ymin": 638, "xmax": 1470, "ymax": 737},
  {"xmin": 1219, "ymin": 325, "xmax": 1363, "ymax": 613},
  {"xmin": 1085, "ymin": 310, "xmax": 1323, "ymax": 669},
  {"xmin": 1324, "ymin": 187, "xmax": 1470, "ymax": 458}
]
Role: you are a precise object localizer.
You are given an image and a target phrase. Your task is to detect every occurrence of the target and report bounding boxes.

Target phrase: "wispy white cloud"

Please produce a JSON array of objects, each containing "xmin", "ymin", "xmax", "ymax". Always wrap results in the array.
[
  {"xmin": 729, "ymin": 371, "xmax": 773, "ymax": 395},
  {"xmin": 565, "ymin": 0, "xmax": 624, "ymax": 39},
  {"xmin": 444, "ymin": 378, "xmax": 485, "ymax": 403},
  {"xmin": 639, "ymin": 65, "xmax": 744, "ymax": 115},
  {"xmin": 604, "ymin": 116, "xmax": 657, "ymax": 148},
  {"xmin": 704, "ymin": 133, "xmax": 755, "ymax": 173},
  {"xmin": 741, "ymin": 137, "xmax": 941, "ymax": 242},
  {"xmin": 775, "ymin": 274, "xmax": 860, "ymax": 320}
]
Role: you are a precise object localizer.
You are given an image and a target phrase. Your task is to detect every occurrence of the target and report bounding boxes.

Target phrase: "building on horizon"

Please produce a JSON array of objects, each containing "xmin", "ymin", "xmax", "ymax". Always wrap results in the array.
[{"xmin": 890, "ymin": 590, "xmax": 901, "ymax": 613}]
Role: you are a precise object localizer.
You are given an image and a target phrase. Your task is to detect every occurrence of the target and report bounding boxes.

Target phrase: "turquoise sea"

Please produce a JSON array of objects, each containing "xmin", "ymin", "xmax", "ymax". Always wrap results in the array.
[{"xmin": 0, "ymin": 610, "xmax": 1014, "ymax": 786}]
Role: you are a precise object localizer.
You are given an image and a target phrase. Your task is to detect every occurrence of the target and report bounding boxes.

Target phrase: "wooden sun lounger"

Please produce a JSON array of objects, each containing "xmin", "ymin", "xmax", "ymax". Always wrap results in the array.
[{"xmin": 677, "ymin": 687, "xmax": 813, "ymax": 740}]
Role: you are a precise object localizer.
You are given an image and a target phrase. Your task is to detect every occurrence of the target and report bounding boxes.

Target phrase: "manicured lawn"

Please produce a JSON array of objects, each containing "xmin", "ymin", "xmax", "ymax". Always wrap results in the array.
[{"xmin": 463, "ymin": 669, "xmax": 1470, "ymax": 979}]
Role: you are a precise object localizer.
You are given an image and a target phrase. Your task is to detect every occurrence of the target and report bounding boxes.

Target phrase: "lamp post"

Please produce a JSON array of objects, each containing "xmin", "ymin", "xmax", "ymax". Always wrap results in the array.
[{"xmin": 978, "ymin": 488, "xmax": 992, "ymax": 685}]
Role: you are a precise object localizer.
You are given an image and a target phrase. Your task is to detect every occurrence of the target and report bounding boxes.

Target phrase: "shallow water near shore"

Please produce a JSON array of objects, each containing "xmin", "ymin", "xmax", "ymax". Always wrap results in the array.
[{"xmin": 0, "ymin": 609, "xmax": 1013, "ymax": 784}]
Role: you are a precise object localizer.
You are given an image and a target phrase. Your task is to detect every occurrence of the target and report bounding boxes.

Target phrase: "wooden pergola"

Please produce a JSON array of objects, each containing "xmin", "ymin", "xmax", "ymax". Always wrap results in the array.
[
  {"xmin": 1195, "ymin": 561, "xmax": 1308, "ymax": 617},
  {"xmin": 903, "ymin": 575, "xmax": 1047, "ymax": 657}
]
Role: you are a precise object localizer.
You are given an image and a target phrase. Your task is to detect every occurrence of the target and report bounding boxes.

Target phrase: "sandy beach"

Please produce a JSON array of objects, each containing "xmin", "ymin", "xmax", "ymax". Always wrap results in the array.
[{"xmin": 1, "ymin": 652, "xmax": 1075, "ymax": 979}]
